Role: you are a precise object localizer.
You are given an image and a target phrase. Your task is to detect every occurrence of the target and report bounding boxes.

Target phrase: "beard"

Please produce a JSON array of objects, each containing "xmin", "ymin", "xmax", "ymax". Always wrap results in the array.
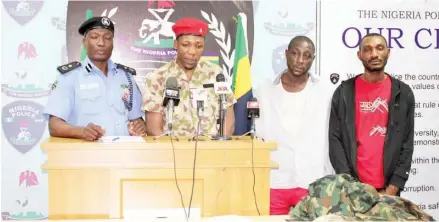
[
  {"xmin": 287, "ymin": 64, "xmax": 310, "ymax": 77},
  {"xmin": 362, "ymin": 58, "xmax": 388, "ymax": 72},
  {"xmin": 365, "ymin": 65, "xmax": 384, "ymax": 72}
]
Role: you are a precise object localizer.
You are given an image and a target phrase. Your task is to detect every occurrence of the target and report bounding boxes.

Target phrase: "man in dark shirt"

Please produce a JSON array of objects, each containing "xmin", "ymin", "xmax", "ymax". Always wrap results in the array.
[{"xmin": 328, "ymin": 33, "xmax": 415, "ymax": 196}]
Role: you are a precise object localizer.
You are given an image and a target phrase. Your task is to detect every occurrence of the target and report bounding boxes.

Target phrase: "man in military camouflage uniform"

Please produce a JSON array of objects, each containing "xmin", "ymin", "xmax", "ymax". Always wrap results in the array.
[{"xmin": 142, "ymin": 18, "xmax": 235, "ymax": 137}]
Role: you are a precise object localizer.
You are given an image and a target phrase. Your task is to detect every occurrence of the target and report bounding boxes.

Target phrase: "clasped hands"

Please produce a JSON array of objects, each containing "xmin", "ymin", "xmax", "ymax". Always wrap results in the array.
[
  {"xmin": 128, "ymin": 118, "xmax": 147, "ymax": 136},
  {"xmin": 80, "ymin": 118, "xmax": 147, "ymax": 141}
]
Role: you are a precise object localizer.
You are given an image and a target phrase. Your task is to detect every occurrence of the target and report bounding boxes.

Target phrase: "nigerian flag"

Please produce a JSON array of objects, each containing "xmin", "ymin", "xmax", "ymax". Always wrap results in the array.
[{"xmin": 231, "ymin": 13, "xmax": 253, "ymax": 135}]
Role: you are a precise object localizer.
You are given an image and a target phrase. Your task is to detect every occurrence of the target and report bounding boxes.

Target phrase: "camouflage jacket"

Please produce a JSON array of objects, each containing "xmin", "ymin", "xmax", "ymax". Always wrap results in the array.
[
  {"xmin": 288, "ymin": 174, "xmax": 435, "ymax": 221},
  {"xmin": 142, "ymin": 59, "xmax": 235, "ymax": 137}
]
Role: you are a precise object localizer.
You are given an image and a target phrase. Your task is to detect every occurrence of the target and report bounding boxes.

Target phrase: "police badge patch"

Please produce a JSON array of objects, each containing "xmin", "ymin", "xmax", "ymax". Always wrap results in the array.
[
  {"xmin": 2, "ymin": 100, "xmax": 47, "ymax": 154},
  {"xmin": 2, "ymin": 0, "xmax": 44, "ymax": 26},
  {"xmin": 330, "ymin": 73, "xmax": 340, "ymax": 85}
]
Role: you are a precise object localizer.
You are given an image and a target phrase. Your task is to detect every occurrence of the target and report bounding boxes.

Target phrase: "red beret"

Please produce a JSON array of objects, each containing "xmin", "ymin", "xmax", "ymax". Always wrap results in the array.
[{"xmin": 172, "ymin": 18, "xmax": 208, "ymax": 37}]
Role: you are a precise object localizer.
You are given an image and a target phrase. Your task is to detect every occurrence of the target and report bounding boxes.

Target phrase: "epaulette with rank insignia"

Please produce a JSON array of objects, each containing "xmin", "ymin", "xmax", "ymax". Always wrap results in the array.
[
  {"xmin": 57, "ymin": 61, "xmax": 81, "ymax": 74},
  {"xmin": 115, "ymin": 63, "xmax": 136, "ymax": 75}
]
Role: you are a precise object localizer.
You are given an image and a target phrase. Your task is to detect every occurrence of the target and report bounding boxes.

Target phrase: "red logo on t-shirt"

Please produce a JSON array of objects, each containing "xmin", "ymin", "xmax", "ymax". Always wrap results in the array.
[{"xmin": 359, "ymin": 98, "xmax": 388, "ymax": 113}]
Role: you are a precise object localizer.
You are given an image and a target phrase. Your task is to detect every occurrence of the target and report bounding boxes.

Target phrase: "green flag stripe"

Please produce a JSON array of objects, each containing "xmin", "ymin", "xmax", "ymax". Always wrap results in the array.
[{"xmin": 231, "ymin": 14, "xmax": 247, "ymax": 91}]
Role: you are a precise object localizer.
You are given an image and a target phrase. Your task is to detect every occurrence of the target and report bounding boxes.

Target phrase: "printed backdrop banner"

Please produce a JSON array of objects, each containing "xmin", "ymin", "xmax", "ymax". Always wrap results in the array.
[
  {"xmin": 66, "ymin": 0, "xmax": 254, "ymax": 93},
  {"xmin": 319, "ymin": 0, "xmax": 439, "ymax": 219},
  {"xmin": 1, "ymin": 0, "xmax": 317, "ymax": 220}
]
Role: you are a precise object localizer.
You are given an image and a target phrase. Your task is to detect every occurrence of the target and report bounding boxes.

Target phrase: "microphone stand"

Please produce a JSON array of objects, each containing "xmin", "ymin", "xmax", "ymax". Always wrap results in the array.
[
  {"xmin": 189, "ymin": 101, "xmax": 206, "ymax": 141},
  {"xmin": 153, "ymin": 99, "xmax": 179, "ymax": 141},
  {"xmin": 212, "ymin": 95, "xmax": 232, "ymax": 141},
  {"xmin": 236, "ymin": 112, "xmax": 263, "ymax": 141}
]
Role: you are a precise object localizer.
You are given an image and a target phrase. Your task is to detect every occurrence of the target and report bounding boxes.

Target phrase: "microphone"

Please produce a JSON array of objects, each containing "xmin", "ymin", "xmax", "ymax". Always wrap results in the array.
[
  {"xmin": 197, "ymin": 101, "xmax": 204, "ymax": 117},
  {"xmin": 193, "ymin": 89, "xmax": 207, "ymax": 118},
  {"xmin": 216, "ymin": 74, "xmax": 228, "ymax": 114},
  {"xmin": 188, "ymin": 88, "xmax": 207, "ymax": 141},
  {"xmin": 247, "ymin": 97, "xmax": 260, "ymax": 138},
  {"xmin": 160, "ymin": 77, "xmax": 180, "ymax": 134},
  {"xmin": 212, "ymin": 73, "xmax": 232, "ymax": 141},
  {"xmin": 236, "ymin": 97, "xmax": 262, "ymax": 140}
]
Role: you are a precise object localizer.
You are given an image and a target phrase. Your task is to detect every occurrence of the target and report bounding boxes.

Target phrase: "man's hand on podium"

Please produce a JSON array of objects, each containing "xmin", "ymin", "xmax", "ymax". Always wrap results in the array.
[
  {"xmin": 129, "ymin": 118, "xmax": 147, "ymax": 136},
  {"xmin": 81, "ymin": 123, "xmax": 105, "ymax": 141}
]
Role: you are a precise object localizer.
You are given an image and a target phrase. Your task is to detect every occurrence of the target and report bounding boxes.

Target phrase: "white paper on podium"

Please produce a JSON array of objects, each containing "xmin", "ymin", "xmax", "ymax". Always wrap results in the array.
[{"xmin": 98, "ymin": 136, "xmax": 145, "ymax": 143}]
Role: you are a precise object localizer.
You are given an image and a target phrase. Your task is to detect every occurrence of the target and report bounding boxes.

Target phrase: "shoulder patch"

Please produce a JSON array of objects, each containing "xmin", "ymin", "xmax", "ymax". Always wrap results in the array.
[
  {"xmin": 116, "ymin": 63, "xmax": 136, "ymax": 75},
  {"xmin": 57, "ymin": 61, "xmax": 81, "ymax": 74}
]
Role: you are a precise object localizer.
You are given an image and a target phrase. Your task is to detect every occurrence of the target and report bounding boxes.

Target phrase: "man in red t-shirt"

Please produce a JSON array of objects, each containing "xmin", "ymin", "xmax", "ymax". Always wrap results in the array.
[{"xmin": 328, "ymin": 33, "xmax": 415, "ymax": 196}]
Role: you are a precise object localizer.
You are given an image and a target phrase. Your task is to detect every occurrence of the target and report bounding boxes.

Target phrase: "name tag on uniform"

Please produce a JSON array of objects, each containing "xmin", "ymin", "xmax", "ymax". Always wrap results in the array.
[
  {"xmin": 190, "ymin": 88, "xmax": 208, "ymax": 108},
  {"xmin": 80, "ymin": 83, "xmax": 100, "ymax": 90}
]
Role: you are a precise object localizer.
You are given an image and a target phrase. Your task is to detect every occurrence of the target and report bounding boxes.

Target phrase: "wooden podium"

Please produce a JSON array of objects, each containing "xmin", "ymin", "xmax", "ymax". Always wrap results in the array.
[{"xmin": 41, "ymin": 136, "xmax": 278, "ymax": 220}]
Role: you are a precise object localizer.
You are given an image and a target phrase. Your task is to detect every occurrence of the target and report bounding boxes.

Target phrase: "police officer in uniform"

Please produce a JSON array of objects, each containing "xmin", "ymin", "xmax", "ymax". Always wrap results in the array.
[{"xmin": 44, "ymin": 16, "xmax": 146, "ymax": 141}]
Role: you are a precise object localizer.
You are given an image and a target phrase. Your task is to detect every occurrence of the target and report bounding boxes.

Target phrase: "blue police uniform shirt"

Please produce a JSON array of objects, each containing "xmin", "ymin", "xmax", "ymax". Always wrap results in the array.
[{"xmin": 43, "ymin": 56, "xmax": 144, "ymax": 136}]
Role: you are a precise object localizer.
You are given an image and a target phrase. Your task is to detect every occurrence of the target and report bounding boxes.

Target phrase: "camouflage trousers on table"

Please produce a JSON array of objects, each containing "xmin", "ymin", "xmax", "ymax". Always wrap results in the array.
[{"xmin": 288, "ymin": 174, "xmax": 435, "ymax": 221}]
